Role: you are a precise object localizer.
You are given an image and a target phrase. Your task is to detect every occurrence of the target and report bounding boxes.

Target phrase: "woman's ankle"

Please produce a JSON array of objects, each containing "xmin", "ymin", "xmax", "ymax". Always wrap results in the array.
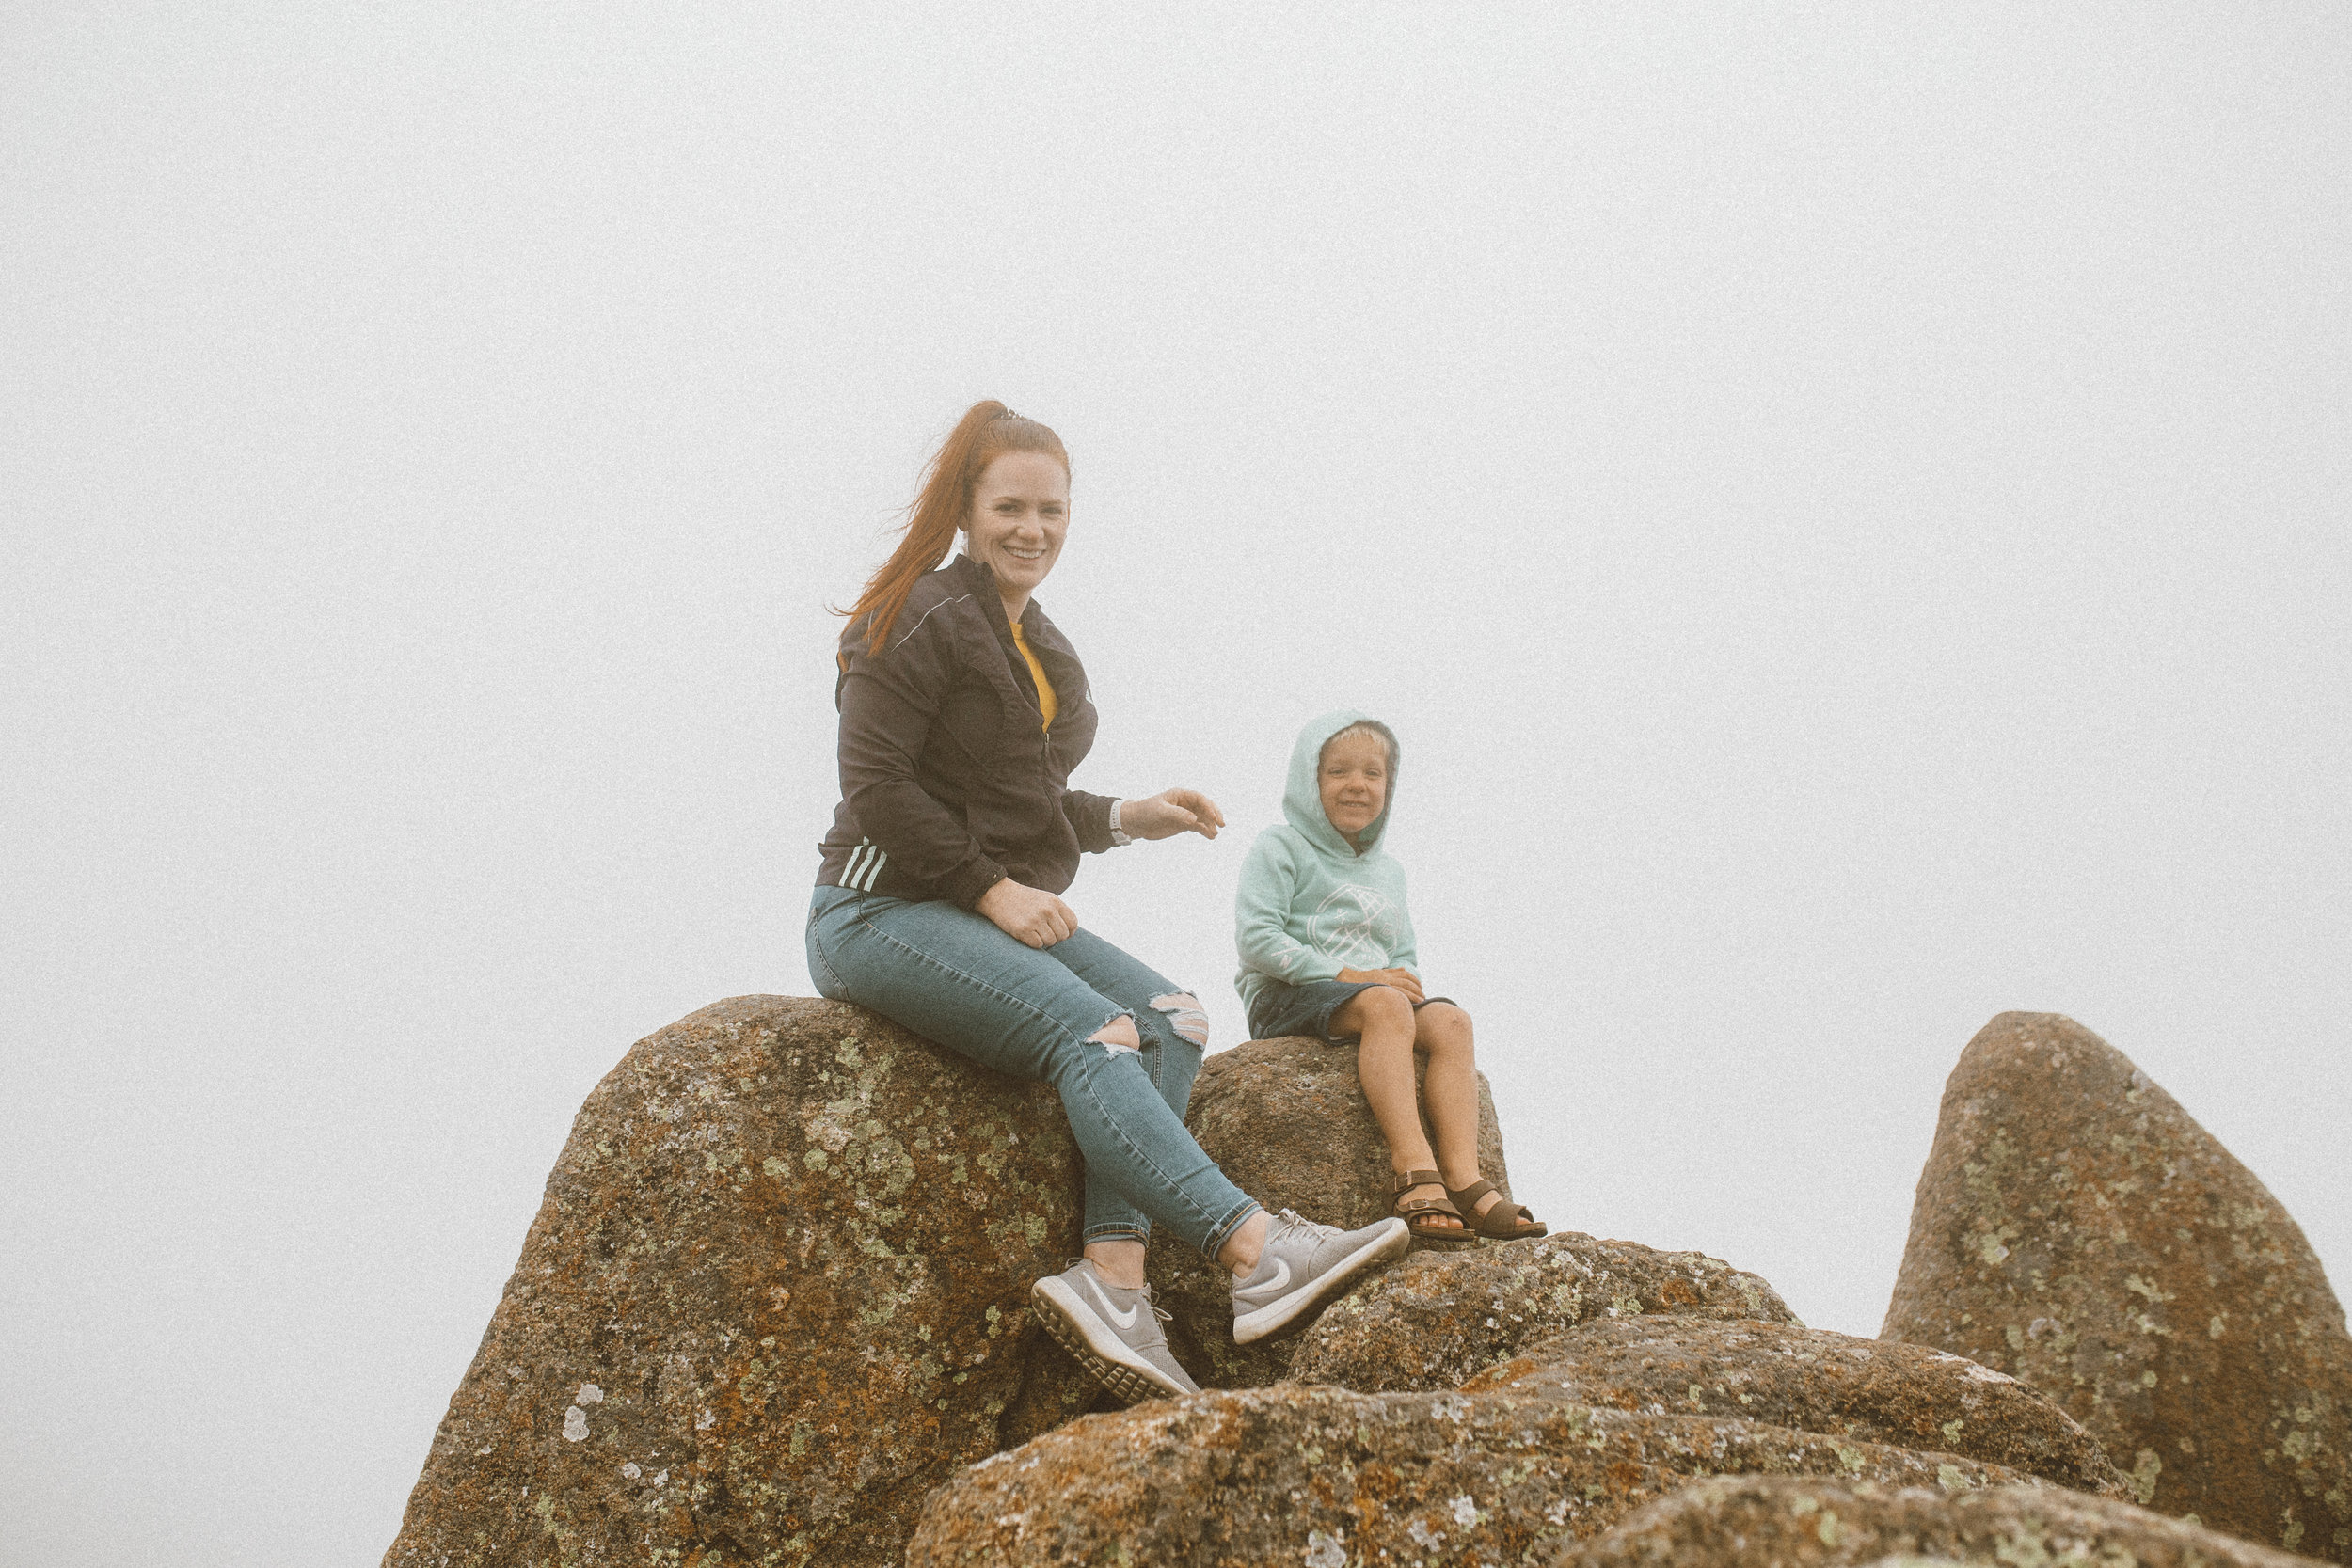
[
  {"xmin": 1216, "ymin": 1208, "xmax": 1270, "ymax": 1277},
  {"xmin": 1082, "ymin": 1238, "xmax": 1149, "ymax": 1290}
]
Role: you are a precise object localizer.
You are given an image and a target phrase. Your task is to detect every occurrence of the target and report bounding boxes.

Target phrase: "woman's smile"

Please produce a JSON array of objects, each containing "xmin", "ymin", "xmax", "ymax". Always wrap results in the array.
[{"xmin": 964, "ymin": 450, "xmax": 1070, "ymax": 619}]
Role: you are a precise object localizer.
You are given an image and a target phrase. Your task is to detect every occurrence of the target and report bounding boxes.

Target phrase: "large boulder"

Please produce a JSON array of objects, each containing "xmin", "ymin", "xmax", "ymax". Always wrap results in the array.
[
  {"xmin": 383, "ymin": 997, "xmax": 1100, "ymax": 1568},
  {"xmin": 1882, "ymin": 1012, "xmax": 2352, "ymax": 1560},
  {"xmin": 1144, "ymin": 1034, "xmax": 1516, "ymax": 1388},
  {"xmin": 906, "ymin": 1386, "xmax": 2033, "ymax": 1567},
  {"xmin": 1289, "ymin": 1231, "xmax": 1798, "ymax": 1392},
  {"xmin": 1555, "ymin": 1475, "xmax": 2325, "ymax": 1568},
  {"xmin": 1460, "ymin": 1317, "xmax": 2128, "ymax": 1497}
]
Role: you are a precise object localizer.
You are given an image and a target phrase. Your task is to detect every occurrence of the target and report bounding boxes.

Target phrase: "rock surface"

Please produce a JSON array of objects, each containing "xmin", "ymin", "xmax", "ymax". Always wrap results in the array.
[
  {"xmin": 1145, "ymin": 1034, "xmax": 1516, "ymax": 1388},
  {"xmin": 1882, "ymin": 1012, "xmax": 2352, "ymax": 1560},
  {"xmin": 1461, "ymin": 1317, "xmax": 2128, "ymax": 1497},
  {"xmin": 384, "ymin": 997, "xmax": 1100, "ymax": 1568},
  {"xmin": 1290, "ymin": 1231, "xmax": 1798, "ymax": 1392},
  {"xmin": 1556, "ymin": 1475, "xmax": 2325, "ymax": 1568},
  {"xmin": 907, "ymin": 1386, "xmax": 2032, "ymax": 1568}
]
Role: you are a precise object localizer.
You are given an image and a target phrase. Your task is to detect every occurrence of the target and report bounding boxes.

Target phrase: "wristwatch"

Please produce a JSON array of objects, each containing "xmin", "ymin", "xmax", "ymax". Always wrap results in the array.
[{"xmin": 1108, "ymin": 799, "xmax": 1134, "ymax": 847}]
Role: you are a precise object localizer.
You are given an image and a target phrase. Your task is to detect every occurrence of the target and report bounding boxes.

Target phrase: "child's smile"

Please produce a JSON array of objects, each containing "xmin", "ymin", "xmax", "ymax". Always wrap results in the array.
[{"xmin": 1318, "ymin": 731, "xmax": 1390, "ymax": 849}]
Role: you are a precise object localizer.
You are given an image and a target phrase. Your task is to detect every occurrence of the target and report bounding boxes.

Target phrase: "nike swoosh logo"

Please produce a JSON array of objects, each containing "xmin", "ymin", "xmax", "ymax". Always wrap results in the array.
[
  {"xmin": 1256, "ymin": 1258, "xmax": 1291, "ymax": 1295},
  {"xmin": 1086, "ymin": 1278, "xmax": 1140, "ymax": 1330}
]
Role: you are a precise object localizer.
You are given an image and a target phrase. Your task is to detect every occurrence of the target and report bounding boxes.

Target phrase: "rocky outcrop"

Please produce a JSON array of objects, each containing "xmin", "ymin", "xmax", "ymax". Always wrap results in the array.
[
  {"xmin": 1555, "ymin": 1475, "xmax": 2325, "ymax": 1568},
  {"xmin": 1289, "ymin": 1231, "xmax": 1798, "ymax": 1392},
  {"xmin": 383, "ymin": 997, "xmax": 1101, "ymax": 1568},
  {"xmin": 1144, "ymin": 1034, "xmax": 1515, "ymax": 1388},
  {"xmin": 1883, "ymin": 1012, "xmax": 2352, "ymax": 1560},
  {"xmin": 1460, "ymin": 1318, "xmax": 2128, "ymax": 1497},
  {"xmin": 906, "ymin": 1386, "xmax": 2032, "ymax": 1568},
  {"xmin": 389, "ymin": 996, "xmax": 2350, "ymax": 1568}
]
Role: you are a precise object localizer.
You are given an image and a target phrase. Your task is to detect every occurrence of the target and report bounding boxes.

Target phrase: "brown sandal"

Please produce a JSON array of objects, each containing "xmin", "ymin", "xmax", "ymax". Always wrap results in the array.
[
  {"xmin": 1444, "ymin": 1179, "xmax": 1548, "ymax": 1241},
  {"xmin": 1390, "ymin": 1168, "xmax": 1465, "ymax": 1241}
]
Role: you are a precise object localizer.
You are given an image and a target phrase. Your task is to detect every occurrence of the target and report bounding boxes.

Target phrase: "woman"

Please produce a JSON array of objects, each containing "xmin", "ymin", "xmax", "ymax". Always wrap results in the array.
[{"xmin": 806, "ymin": 401, "xmax": 1406, "ymax": 1403}]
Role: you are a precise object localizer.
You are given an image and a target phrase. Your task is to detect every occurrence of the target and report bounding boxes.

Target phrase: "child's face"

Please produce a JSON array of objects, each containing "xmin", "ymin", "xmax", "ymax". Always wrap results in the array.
[{"xmin": 1318, "ymin": 730, "xmax": 1390, "ymax": 847}]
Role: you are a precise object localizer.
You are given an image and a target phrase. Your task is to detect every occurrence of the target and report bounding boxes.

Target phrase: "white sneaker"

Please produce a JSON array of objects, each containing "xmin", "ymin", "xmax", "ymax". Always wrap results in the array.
[
  {"xmin": 1031, "ymin": 1259, "xmax": 1201, "ymax": 1402},
  {"xmin": 1229, "ymin": 1210, "xmax": 1410, "ymax": 1345}
]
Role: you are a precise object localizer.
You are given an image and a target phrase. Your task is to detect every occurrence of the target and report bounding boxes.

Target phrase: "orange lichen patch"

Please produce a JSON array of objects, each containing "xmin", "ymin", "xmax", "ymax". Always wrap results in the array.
[{"xmin": 1658, "ymin": 1275, "xmax": 1704, "ymax": 1309}]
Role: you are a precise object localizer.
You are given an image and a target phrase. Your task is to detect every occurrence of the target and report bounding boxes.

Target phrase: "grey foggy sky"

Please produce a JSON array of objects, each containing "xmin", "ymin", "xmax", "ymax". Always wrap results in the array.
[{"xmin": 4, "ymin": 7, "xmax": 2347, "ymax": 1564}]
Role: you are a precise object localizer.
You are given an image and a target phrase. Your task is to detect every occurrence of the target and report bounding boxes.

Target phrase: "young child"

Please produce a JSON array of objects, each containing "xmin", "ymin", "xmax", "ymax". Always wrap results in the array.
[{"xmin": 1233, "ymin": 709, "xmax": 1546, "ymax": 1242}]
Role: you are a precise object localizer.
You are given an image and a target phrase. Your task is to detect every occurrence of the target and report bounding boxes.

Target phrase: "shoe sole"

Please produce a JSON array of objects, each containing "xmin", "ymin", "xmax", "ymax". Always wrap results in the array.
[
  {"xmin": 1232, "ymin": 1217, "xmax": 1411, "ymax": 1345},
  {"xmin": 1029, "ymin": 1276, "xmax": 1198, "ymax": 1404}
]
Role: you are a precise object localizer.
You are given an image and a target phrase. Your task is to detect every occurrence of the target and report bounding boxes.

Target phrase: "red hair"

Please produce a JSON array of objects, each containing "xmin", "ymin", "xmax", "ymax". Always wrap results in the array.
[{"xmin": 839, "ymin": 401, "xmax": 1070, "ymax": 657}]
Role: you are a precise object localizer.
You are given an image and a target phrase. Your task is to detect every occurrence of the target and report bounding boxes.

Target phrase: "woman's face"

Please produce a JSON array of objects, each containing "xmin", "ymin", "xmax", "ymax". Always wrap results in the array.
[{"xmin": 963, "ymin": 451, "xmax": 1070, "ymax": 604}]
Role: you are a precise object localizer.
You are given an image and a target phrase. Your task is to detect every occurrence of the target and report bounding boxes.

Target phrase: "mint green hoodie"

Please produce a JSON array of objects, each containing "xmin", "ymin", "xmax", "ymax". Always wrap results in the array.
[{"xmin": 1233, "ymin": 709, "xmax": 1419, "ymax": 1019}]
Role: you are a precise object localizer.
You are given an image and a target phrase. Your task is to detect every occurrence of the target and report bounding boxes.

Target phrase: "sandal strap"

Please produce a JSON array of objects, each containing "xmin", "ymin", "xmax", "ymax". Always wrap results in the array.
[
  {"xmin": 1391, "ymin": 1168, "xmax": 1446, "ymax": 1194},
  {"xmin": 1445, "ymin": 1178, "xmax": 1498, "ymax": 1209}
]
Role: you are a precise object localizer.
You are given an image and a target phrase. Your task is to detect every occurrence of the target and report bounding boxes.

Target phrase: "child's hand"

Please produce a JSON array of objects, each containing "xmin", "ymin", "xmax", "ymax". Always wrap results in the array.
[
  {"xmin": 1119, "ymin": 788, "xmax": 1226, "ymax": 841},
  {"xmin": 1338, "ymin": 966, "xmax": 1425, "ymax": 1003}
]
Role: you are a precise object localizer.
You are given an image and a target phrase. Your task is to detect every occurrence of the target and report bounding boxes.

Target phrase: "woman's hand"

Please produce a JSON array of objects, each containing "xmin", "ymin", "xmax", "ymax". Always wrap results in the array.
[
  {"xmin": 1119, "ymin": 788, "xmax": 1227, "ymax": 841},
  {"xmin": 1339, "ymin": 966, "xmax": 1425, "ymax": 1003},
  {"xmin": 977, "ymin": 878, "xmax": 1079, "ymax": 949}
]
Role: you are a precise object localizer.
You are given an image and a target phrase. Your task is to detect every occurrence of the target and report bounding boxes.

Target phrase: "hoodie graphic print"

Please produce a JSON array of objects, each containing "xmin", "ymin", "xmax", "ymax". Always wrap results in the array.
[{"xmin": 1232, "ymin": 708, "xmax": 1419, "ymax": 1018}]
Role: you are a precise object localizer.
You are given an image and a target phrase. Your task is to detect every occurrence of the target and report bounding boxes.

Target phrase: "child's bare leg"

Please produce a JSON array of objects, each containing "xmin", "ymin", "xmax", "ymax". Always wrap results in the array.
[
  {"xmin": 1415, "ymin": 1003, "xmax": 1496, "ymax": 1218},
  {"xmin": 1334, "ymin": 986, "xmax": 1463, "ymax": 1232}
]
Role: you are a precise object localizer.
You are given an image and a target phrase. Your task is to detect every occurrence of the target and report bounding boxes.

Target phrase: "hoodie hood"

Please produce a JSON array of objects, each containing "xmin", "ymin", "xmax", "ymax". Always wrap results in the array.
[{"xmin": 1282, "ymin": 708, "xmax": 1397, "ymax": 859}]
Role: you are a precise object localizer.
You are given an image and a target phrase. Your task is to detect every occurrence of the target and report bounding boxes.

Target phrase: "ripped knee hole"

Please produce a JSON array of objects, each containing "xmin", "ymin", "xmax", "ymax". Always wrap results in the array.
[
  {"xmin": 1088, "ymin": 1013, "xmax": 1142, "ymax": 1054},
  {"xmin": 1150, "ymin": 992, "xmax": 1211, "ymax": 1048}
]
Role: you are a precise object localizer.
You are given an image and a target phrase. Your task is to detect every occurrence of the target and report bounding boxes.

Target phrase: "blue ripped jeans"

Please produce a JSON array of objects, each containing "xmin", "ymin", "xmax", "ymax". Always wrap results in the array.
[{"xmin": 804, "ymin": 885, "xmax": 1261, "ymax": 1259}]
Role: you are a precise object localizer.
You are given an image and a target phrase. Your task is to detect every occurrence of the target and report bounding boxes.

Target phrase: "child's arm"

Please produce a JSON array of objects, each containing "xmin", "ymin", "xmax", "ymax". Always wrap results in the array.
[
  {"xmin": 1389, "ymin": 876, "xmax": 1420, "ymax": 977},
  {"xmin": 1234, "ymin": 832, "xmax": 1345, "ymax": 985}
]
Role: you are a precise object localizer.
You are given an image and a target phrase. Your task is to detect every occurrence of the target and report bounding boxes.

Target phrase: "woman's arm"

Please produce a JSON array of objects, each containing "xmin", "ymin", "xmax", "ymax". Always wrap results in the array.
[
  {"xmin": 1114, "ymin": 789, "xmax": 1226, "ymax": 841},
  {"xmin": 836, "ymin": 644, "xmax": 1007, "ymax": 911},
  {"xmin": 841, "ymin": 631, "xmax": 1089, "ymax": 945}
]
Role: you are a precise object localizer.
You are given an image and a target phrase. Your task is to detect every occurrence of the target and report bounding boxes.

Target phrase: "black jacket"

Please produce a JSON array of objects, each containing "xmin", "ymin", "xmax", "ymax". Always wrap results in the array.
[{"xmin": 818, "ymin": 554, "xmax": 1118, "ymax": 908}]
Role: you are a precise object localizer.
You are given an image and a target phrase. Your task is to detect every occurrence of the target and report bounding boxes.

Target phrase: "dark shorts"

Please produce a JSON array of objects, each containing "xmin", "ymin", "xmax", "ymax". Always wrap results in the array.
[{"xmin": 1246, "ymin": 977, "xmax": 1457, "ymax": 1046}]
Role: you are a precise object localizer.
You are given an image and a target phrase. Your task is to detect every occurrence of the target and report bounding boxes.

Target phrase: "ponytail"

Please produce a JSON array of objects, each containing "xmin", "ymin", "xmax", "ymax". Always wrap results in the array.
[{"xmin": 839, "ymin": 401, "xmax": 1070, "ymax": 658}]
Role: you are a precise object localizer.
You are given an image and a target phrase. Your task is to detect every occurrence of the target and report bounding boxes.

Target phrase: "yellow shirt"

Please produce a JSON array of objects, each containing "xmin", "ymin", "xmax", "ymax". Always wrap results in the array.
[{"xmin": 1009, "ymin": 621, "xmax": 1057, "ymax": 732}]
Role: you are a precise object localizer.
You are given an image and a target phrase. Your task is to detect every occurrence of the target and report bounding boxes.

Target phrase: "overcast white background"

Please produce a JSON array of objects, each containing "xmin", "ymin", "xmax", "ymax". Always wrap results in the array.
[{"xmin": 6, "ymin": 7, "xmax": 2347, "ymax": 1564}]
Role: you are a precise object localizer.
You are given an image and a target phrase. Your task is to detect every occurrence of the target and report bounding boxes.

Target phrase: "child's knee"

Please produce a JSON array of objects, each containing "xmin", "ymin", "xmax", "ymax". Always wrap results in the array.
[
  {"xmin": 1360, "ymin": 984, "xmax": 1417, "ymax": 1028},
  {"xmin": 1417, "ymin": 1001, "xmax": 1473, "ymax": 1044}
]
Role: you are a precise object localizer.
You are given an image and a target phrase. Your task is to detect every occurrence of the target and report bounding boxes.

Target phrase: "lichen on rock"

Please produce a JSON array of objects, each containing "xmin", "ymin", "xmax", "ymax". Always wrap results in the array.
[
  {"xmin": 1289, "ymin": 1229, "xmax": 1799, "ymax": 1393},
  {"xmin": 907, "ymin": 1385, "xmax": 2033, "ymax": 1567},
  {"xmin": 1460, "ymin": 1317, "xmax": 2128, "ymax": 1497},
  {"xmin": 382, "ymin": 996, "xmax": 1101, "ymax": 1568},
  {"xmin": 1882, "ymin": 1012, "xmax": 2352, "ymax": 1560},
  {"xmin": 1553, "ymin": 1474, "xmax": 2326, "ymax": 1568}
]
